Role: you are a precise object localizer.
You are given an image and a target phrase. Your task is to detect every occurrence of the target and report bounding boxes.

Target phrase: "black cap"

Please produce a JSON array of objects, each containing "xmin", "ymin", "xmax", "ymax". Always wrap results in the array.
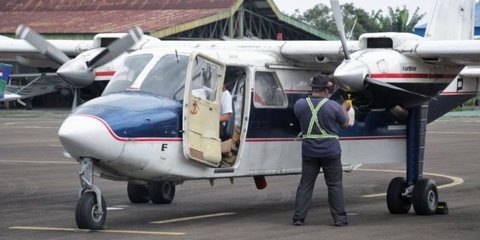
[{"xmin": 311, "ymin": 74, "xmax": 331, "ymax": 90}]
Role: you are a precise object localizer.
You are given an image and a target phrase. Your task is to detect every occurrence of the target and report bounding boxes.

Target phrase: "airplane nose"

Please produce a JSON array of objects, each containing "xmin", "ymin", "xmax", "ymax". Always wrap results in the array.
[
  {"xmin": 58, "ymin": 114, "xmax": 124, "ymax": 161},
  {"xmin": 333, "ymin": 59, "xmax": 369, "ymax": 92}
]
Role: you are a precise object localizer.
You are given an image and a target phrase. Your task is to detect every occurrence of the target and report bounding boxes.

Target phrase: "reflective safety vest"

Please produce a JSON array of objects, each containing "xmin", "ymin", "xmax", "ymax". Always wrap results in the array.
[{"xmin": 303, "ymin": 97, "xmax": 339, "ymax": 139}]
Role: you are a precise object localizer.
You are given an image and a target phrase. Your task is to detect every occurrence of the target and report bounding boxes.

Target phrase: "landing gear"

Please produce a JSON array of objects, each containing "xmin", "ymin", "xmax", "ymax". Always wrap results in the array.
[
  {"xmin": 387, "ymin": 105, "xmax": 444, "ymax": 216},
  {"xmin": 387, "ymin": 177, "xmax": 439, "ymax": 215},
  {"xmin": 412, "ymin": 178, "xmax": 438, "ymax": 215},
  {"xmin": 75, "ymin": 192, "xmax": 106, "ymax": 230},
  {"xmin": 75, "ymin": 158, "xmax": 106, "ymax": 230},
  {"xmin": 127, "ymin": 182, "xmax": 150, "ymax": 203},
  {"xmin": 386, "ymin": 177, "xmax": 411, "ymax": 214},
  {"xmin": 149, "ymin": 181, "xmax": 175, "ymax": 204}
]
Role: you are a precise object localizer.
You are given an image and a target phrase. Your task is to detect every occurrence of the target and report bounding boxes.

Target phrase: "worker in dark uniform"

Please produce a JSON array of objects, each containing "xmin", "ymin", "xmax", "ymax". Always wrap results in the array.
[{"xmin": 292, "ymin": 74, "xmax": 351, "ymax": 227}]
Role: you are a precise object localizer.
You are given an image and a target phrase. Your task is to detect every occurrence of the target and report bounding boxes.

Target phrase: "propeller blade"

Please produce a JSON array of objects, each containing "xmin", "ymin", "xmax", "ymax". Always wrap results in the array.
[
  {"xmin": 330, "ymin": 0, "xmax": 350, "ymax": 59},
  {"xmin": 16, "ymin": 25, "xmax": 70, "ymax": 65},
  {"xmin": 72, "ymin": 88, "xmax": 79, "ymax": 109},
  {"xmin": 365, "ymin": 77, "xmax": 432, "ymax": 99},
  {"xmin": 86, "ymin": 26, "xmax": 143, "ymax": 70},
  {"xmin": 71, "ymin": 88, "xmax": 86, "ymax": 109}
]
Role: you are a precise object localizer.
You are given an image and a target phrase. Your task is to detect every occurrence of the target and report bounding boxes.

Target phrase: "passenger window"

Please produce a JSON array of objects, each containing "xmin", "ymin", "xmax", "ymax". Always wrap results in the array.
[
  {"xmin": 254, "ymin": 72, "xmax": 287, "ymax": 108},
  {"xmin": 191, "ymin": 57, "xmax": 219, "ymax": 102}
]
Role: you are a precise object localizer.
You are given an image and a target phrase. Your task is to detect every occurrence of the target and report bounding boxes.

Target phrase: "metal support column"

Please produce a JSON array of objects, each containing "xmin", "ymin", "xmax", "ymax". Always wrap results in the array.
[
  {"xmin": 406, "ymin": 104, "xmax": 428, "ymax": 185},
  {"xmin": 228, "ymin": 14, "xmax": 235, "ymax": 38},
  {"xmin": 238, "ymin": 6, "xmax": 244, "ymax": 38}
]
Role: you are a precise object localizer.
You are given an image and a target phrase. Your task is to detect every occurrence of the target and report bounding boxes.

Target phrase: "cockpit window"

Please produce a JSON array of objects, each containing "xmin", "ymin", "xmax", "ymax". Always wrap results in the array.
[
  {"xmin": 141, "ymin": 54, "xmax": 189, "ymax": 101},
  {"xmin": 102, "ymin": 54, "xmax": 153, "ymax": 95}
]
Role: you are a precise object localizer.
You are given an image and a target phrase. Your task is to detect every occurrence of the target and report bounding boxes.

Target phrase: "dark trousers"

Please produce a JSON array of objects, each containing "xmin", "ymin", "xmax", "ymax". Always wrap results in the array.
[{"xmin": 292, "ymin": 155, "xmax": 348, "ymax": 224}]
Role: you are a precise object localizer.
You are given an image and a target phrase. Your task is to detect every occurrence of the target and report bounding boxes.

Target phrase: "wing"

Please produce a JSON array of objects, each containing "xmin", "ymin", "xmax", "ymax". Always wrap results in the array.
[
  {"xmin": 459, "ymin": 66, "xmax": 480, "ymax": 77},
  {"xmin": 0, "ymin": 35, "xmax": 94, "ymax": 68},
  {"xmin": 410, "ymin": 40, "xmax": 480, "ymax": 65},
  {"xmin": 280, "ymin": 40, "xmax": 360, "ymax": 72}
]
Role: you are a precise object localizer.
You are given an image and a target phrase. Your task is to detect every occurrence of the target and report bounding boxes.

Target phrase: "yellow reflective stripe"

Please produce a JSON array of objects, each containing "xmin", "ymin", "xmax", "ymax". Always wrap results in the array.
[
  {"xmin": 303, "ymin": 134, "xmax": 339, "ymax": 139},
  {"xmin": 306, "ymin": 98, "xmax": 328, "ymax": 135},
  {"xmin": 305, "ymin": 97, "xmax": 335, "ymax": 139},
  {"xmin": 305, "ymin": 98, "xmax": 317, "ymax": 136}
]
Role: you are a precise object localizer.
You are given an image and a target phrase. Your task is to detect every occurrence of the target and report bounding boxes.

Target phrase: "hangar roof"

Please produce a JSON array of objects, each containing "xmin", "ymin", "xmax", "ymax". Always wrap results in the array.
[{"xmin": 0, "ymin": 0, "xmax": 336, "ymax": 40}]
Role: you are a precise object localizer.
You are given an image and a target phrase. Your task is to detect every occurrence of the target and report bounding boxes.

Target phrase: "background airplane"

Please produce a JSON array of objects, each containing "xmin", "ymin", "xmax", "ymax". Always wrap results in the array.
[{"xmin": 0, "ymin": 26, "xmax": 162, "ymax": 108}]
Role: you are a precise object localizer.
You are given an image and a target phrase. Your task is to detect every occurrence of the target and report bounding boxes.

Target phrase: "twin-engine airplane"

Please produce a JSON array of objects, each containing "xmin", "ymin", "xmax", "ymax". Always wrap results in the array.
[{"xmin": 11, "ymin": 0, "xmax": 480, "ymax": 230}]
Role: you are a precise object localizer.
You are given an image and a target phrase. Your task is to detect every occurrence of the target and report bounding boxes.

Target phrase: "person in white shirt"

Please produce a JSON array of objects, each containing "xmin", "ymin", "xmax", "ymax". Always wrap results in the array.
[{"xmin": 220, "ymin": 86, "xmax": 233, "ymax": 141}]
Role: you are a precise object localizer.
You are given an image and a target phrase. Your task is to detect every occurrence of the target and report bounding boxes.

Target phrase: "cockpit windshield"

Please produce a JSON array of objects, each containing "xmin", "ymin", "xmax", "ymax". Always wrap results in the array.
[
  {"xmin": 140, "ymin": 54, "xmax": 189, "ymax": 101},
  {"xmin": 102, "ymin": 54, "xmax": 153, "ymax": 95}
]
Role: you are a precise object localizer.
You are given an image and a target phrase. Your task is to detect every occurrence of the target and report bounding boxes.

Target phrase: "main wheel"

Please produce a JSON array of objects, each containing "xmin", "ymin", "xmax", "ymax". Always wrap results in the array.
[
  {"xmin": 412, "ymin": 178, "xmax": 438, "ymax": 215},
  {"xmin": 387, "ymin": 177, "xmax": 411, "ymax": 214},
  {"xmin": 75, "ymin": 192, "xmax": 107, "ymax": 230},
  {"xmin": 149, "ymin": 181, "xmax": 175, "ymax": 204},
  {"xmin": 127, "ymin": 182, "xmax": 150, "ymax": 203}
]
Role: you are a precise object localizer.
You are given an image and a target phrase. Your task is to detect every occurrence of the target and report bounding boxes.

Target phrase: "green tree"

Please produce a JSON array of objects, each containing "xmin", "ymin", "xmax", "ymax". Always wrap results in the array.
[
  {"xmin": 289, "ymin": 3, "xmax": 425, "ymax": 39},
  {"xmin": 378, "ymin": 6, "xmax": 426, "ymax": 32}
]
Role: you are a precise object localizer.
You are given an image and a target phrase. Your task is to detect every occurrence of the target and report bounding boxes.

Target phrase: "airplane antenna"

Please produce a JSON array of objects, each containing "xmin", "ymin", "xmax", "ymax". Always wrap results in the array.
[
  {"xmin": 175, "ymin": 49, "xmax": 179, "ymax": 63},
  {"xmin": 347, "ymin": 18, "xmax": 357, "ymax": 40}
]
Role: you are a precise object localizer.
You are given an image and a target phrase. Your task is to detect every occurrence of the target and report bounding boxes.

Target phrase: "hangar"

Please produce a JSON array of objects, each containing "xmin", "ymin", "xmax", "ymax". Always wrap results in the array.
[{"xmin": 0, "ymin": 0, "xmax": 335, "ymax": 108}]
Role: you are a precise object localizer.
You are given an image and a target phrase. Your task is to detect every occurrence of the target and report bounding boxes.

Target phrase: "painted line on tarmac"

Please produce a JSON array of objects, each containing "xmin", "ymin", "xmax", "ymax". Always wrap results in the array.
[
  {"xmin": 9, "ymin": 226, "xmax": 186, "ymax": 236},
  {"xmin": 429, "ymin": 131, "xmax": 480, "ymax": 135},
  {"xmin": 0, "ymin": 160, "xmax": 75, "ymax": 164},
  {"xmin": 357, "ymin": 168, "xmax": 464, "ymax": 198},
  {"xmin": 151, "ymin": 212, "xmax": 236, "ymax": 224}
]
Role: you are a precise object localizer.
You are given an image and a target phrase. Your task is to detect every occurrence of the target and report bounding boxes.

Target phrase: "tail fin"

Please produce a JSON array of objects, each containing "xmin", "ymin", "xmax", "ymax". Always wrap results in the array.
[
  {"xmin": 425, "ymin": 0, "xmax": 475, "ymax": 40},
  {"xmin": 0, "ymin": 64, "xmax": 12, "ymax": 99}
]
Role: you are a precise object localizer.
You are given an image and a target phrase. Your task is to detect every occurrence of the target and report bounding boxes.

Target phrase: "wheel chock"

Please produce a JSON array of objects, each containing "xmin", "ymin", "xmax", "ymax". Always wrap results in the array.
[{"xmin": 436, "ymin": 201, "xmax": 448, "ymax": 215}]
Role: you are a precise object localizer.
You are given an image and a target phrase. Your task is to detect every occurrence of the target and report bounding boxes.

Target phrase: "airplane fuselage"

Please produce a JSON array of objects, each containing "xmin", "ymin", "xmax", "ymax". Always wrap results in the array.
[{"xmin": 56, "ymin": 46, "xmax": 441, "ymax": 183}]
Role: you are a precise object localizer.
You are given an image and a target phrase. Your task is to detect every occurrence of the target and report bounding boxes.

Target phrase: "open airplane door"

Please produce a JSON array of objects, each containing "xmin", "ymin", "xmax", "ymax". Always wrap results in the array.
[{"xmin": 183, "ymin": 52, "xmax": 226, "ymax": 167}]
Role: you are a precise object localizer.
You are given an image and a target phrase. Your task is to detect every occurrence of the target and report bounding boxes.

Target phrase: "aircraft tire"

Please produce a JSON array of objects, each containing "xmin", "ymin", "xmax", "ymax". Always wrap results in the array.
[
  {"xmin": 386, "ymin": 177, "xmax": 411, "ymax": 214},
  {"xmin": 149, "ymin": 181, "xmax": 175, "ymax": 204},
  {"xmin": 75, "ymin": 192, "xmax": 107, "ymax": 230},
  {"xmin": 412, "ymin": 178, "xmax": 438, "ymax": 215},
  {"xmin": 127, "ymin": 182, "xmax": 150, "ymax": 203}
]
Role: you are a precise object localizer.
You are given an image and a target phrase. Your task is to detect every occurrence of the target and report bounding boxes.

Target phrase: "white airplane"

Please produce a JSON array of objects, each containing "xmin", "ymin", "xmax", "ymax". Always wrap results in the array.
[
  {"xmin": 10, "ymin": 0, "xmax": 480, "ymax": 230},
  {"xmin": 0, "ymin": 26, "xmax": 162, "ymax": 108}
]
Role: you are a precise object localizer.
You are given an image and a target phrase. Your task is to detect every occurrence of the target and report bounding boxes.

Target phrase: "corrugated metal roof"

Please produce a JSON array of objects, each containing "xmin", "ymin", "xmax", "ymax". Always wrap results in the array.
[
  {"xmin": 0, "ymin": 0, "xmax": 237, "ymax": 11},
  {"xmin": 0, "ymin": 0, "xmax": 336, "ymax": 40},
  {"xmin": 0, "ymin": 0, "xmax": 236, "ymax": 33}
]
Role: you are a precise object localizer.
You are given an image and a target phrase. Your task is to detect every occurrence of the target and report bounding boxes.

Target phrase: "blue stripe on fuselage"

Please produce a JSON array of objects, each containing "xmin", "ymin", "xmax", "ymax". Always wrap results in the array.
[{"xmin": 73, "ymin": 91, "xmax": 183, "ymax": 138}]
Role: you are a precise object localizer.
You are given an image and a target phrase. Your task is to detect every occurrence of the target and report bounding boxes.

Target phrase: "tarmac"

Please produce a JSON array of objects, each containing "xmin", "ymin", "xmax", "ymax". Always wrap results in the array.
[{"xmin": 1, "ymin": 108, "xmax": 479, "ymax": 240}]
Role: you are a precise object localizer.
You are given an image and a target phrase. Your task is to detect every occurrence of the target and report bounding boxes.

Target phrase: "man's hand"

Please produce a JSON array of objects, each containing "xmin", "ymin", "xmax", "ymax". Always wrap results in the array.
[{"xmin": 342, "ymin": 101, "xmax": 351, "ymax": 112}]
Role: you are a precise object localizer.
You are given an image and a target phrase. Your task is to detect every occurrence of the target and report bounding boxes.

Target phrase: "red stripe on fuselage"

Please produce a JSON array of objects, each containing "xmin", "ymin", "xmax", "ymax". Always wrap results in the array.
[
  {"xmin": 95, "ymin": 71, "xmax": 115, "ymax": 77},
  {"xmin": 370, "ymin": 73, "xmax": 457, "ymax": 79},
  {"xmin": 245, "ymin": 136, "xmax": 405, "ymax": 142},
  {"xmin": 440, "ymin": 91, "xmax": 479, "ymax": 95}
]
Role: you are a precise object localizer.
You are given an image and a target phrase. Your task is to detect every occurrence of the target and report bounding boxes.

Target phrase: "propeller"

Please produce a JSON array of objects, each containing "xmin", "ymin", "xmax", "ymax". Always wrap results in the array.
[
  {"xmin": 16, "ymin": 25, "xmax": 144, "ymax": 108},
  {"xmin": 16, "ymin": 25, "xmax": 70, "ymax": 65}
]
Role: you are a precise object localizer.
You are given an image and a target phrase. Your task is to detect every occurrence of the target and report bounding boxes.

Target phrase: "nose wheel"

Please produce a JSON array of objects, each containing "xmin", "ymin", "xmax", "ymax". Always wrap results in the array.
[
  {"xmin": 75, "ymin": 158, "xmax": 107, "ymax": 230},
  {"xmin": 75, "ymin": 192, "xmax": 106, "ymax": 230}
]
